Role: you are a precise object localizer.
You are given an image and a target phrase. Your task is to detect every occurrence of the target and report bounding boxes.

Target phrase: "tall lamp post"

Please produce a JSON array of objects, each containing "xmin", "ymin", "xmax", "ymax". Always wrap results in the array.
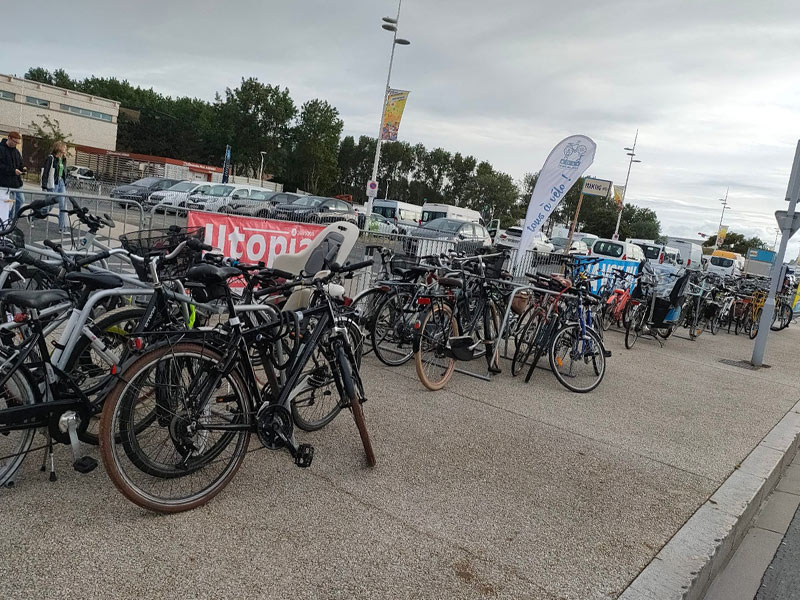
[
  {"xmin": 258, "ymin": 151, "xmax": 267, "ymax": 185},
  {"xmin": 715, "ymin": 189, "xmax": 730, "ymax": 248},
  {"xmin": 613, "ymin": 130, "xmax": 642, "ymax": 240},
  {"xmin": 366, "ymin": 0, "xmax": 410, "ymax": 216}
]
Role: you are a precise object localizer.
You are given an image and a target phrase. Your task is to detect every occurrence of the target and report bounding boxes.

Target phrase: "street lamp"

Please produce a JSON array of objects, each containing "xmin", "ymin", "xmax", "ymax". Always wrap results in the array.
[
  {"xmin": 612, "ymin": 129, "xmax": 642, "ymax": 240},
  {"xmin": 366, "ymin": 0, "xmax": 410, "ymax": 216},
  {"xmin": 258, "ymin": 151, "xmax": 267, "ymax": 184},
  {"xmin": 715, "ymin": 189, "xmax": 730, "ymax": 249}
]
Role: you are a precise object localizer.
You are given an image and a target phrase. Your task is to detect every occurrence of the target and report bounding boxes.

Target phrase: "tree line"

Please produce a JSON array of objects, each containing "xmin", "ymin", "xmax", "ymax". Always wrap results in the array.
[{"xmin": 24, "ymin": 66, "xmax": 661, "ymax": 234}]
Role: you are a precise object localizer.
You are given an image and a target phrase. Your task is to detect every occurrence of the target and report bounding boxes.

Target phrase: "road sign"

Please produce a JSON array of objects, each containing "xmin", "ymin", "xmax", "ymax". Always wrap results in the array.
[
  {"xmin": 366, "ymin": 180, "xmax": 378, "ymax": 198},
  {"xmin": 775, "ymin": 210, "xmax": 800, "ymax": 238},
  {"xmin": 581, "ymin": 178, "xmax": 612, "ymax": 197}
]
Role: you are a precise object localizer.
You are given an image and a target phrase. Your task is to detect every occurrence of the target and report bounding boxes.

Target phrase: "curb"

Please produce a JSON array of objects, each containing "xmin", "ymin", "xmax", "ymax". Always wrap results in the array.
[{"xmin": 618, "ymin": 399, "xmax": 800, "ymax": 600}]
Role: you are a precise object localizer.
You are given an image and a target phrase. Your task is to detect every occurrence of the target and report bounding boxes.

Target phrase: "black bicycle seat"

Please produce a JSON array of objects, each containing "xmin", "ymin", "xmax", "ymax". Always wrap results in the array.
[
  {"xmin": 3, "ymin": 289, "xmax": 69, "ymax": 310},
  {"xmin": 186, "ymin": 264, "xmax": 242, "ymax": 285},
  {"xmin": 65, "ymin": 271, "xmax": 124, "ymax": 291}
]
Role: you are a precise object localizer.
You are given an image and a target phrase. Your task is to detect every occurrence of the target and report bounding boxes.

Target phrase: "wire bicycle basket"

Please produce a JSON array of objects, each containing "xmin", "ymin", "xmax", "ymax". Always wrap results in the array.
[{"xmin": 119, "ymin": 226, "xmax": 204, "ymax": 281}]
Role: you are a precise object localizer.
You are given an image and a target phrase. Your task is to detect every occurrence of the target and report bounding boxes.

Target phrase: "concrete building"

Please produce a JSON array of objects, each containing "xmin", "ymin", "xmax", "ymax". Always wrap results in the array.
[{"xmin": 0, "ymin": 73, "xmax": 119, "ymax": 151}]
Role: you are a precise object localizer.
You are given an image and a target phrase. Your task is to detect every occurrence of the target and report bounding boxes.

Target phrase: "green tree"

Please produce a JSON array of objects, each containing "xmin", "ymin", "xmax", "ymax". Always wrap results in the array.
[
  {"xmin": 288, "ymin": 99, "xmax": 343, "ymax": 194},
  {"xmin": 703, "ymin": 231, "xmax": 767, "ymax": 254},
  {"xmin": 461, "ymin": 162, "xmax": 519, "ymax": 226}
]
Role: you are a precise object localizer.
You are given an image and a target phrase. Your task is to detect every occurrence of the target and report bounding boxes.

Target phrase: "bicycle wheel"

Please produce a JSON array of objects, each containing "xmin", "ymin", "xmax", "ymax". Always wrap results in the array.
[
  {"xmin": 414, "ymin": 303, "xmax": 458, "ymax": 391},
  {"xmin": 66, "ymin": 305, "xmax": 146, "ymax": 445},
  {"xmin": 372, "ymin": 291, "xmax": 415, "ymax": 366},
  {"xmin": 600, "ymin": 298, "xmax": 616, "ymax": 331},
  {"xmin": 99, "ymin": 343, "xmax": 251, "ymax": 513},
  {"xmin": 549, "ymin": 324, "xmax": 606, "ymax": 393},
  {"xmin": 710, "ymin": 315, "xmax": 720, "ymax": 335},
  {"xmin": 350, "ymin": 287, "xmax": 388, "ymax": 353},
  {"xmin": 749, "ymin": 309, "xmax": 761, "ymax": 340},
  {"xmin": 511, "ymin": 310, "xmax": 543, "ymax": 376},
  {"xmin": 625, "ymin": 303, "xmax": 644, "ymax": 349},
  {"xmin": 335, "ymin": 342, "xmax": 375, "ymax": 467},
  {"xmin": 0, "ymin": 368, "xmax": 38, "ymax": 488}
]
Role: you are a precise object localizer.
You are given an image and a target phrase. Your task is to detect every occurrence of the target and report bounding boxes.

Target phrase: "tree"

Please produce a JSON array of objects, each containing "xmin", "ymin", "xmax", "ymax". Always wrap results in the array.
[
  {"xmin": 703, "ymin": 231, "xmax": 767, "ymax": 254},
  {"xmin": 288, "ymin": 99, "xmax": 343, "ymax": 194},
  {"xmin": 28, "ymin": 114, "xmax": 72, "ymax": 167},
  {"xmin": 462, "ymin": 162, "xmax": 519, "ymax": 226}
]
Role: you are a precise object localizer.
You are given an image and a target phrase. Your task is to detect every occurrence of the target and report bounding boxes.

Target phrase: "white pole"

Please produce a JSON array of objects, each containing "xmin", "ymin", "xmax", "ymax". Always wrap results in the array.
[
  {"xmin": 752, "ymin": 139, "xmax": 800, "ymax": 367},
  {"xmin": 613, "ymin": 129, "xmax": 639, "ymax": 240},
  {"xmin": 367, "ymin": 0, "xmax": 402, "ymax": 217},
  {"xmin": 258, "ymin": 152, "xmax": 265, "ymax": 184},
  {"xmin": 715, "ymin": 188, "xmax": 729, "ymax": 249}
]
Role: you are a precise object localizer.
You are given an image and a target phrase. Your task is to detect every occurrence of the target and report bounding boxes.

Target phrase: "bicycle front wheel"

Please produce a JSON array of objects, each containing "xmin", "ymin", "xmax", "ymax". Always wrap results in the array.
[
  {"xmin": 335, "ymin": 342, "xmax": 375, "ymax": 467},
  {"xmin": 99, "ymin": 343, "xmax": 251, "ymax": 513},
  {"xmin": 549, "ymin": 324, "xmax": 606, "ymax": 393},
  {"xmin": 372, "ymin": 291, "xmax": 415, "ymax": 366},
  {"xmin": 625, "ymin": 303, "xmax": 644, "ymax": 349},
  {"xmin": 0, "ymin": 369, "xmax": 38, "ymax": 488},
  {"xmin": 414, "ymin": 303, "xmax": 458, "ymax": 391}
]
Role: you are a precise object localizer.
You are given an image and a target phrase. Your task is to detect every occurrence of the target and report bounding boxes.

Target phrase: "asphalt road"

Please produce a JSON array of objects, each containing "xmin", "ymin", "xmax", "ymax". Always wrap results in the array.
[{"xmin": 756, "ymin": 505, "xmax": 800, "ymax": 599}]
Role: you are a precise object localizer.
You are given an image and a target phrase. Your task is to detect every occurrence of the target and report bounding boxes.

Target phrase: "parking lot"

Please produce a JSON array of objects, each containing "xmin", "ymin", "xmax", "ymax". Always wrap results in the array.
[{"xmin": 3, "ymin": 316, "xmax": 798, "ymax": 599}]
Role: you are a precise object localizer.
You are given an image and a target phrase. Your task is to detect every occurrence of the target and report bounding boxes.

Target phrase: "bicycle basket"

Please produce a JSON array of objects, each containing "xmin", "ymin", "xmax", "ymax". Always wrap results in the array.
[
  {"xmin": 119, "ymin": 226, "xmax": 204, "ymax": 281},
  {"xmin": 482, "ymin": 253, "xmax": 508, "ymax": 279}
]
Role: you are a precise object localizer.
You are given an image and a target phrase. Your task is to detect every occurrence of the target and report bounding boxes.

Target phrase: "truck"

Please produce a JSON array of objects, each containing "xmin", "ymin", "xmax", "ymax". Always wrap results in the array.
[{"xmin": 743, "ymin": 248, "xmax": 776, "ymax": 277}]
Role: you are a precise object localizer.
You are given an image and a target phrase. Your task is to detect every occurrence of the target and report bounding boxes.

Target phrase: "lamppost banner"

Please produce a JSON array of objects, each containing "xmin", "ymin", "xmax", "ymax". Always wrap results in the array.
[
  {"xmin": 514, "ymin": 135, "xmax": 597, "ymax": 267},
  {"xmin": 613, "ymin": 185, "xmax": 625, "ymax": 209},
  {"xmin": 717, "ymin": 225, "xmax": 729, "ymax": 247},
  {"xmin": 380, "ymin": 89, "xmax": 410, "ymax": 141}
]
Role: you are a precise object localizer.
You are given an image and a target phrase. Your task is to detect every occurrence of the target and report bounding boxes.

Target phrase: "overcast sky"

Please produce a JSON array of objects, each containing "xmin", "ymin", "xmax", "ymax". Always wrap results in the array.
[{"xmin": 5, "ymin": 0, "xmax": 800, "ymax": 256}]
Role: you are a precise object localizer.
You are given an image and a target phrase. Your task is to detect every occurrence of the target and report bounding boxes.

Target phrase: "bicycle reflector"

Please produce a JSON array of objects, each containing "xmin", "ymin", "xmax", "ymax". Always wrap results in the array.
[
  {"xmin": 12, "ymin": 313, "xmax": 27, "ymax": 323},
  {"xmin": 417, "ymin": 297, "xmax": 431, "ymax": 305},
  {"xmin": 129, "ymin": 337, "xmax": 144, "ymax": 351}
]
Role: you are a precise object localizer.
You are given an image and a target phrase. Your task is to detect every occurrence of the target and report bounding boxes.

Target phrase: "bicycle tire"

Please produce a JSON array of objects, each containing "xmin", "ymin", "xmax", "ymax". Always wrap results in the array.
[
  {"xmin": 290, "ymin": 347, "xmax": 343, "ymax": 432},
  {"xmin": 372, "ymin": 291, "xmax": 415, "ymax": 366},
  {"xmin": 99, "ymin": 343, "xmax": 251, "ymax": 513},
  {"xmin": 511, "ymin": 310, "xmax": 543, "ymax": 376},
  {"xmin": 335, "ymin": 342, "xmax": 375, "ymax": 467},
  {"xmin": 549, "ymin": 324, "xmax": 606, "ymax": 393},
  {"xmin": 0, "ymin": 367, "xmax": 38, "ymax": 488},
  {"xmin": 625, "ymin": 304, "xmax": 644, "ymax": 349},
  {"xmin": 350, "ymin": 287, "xmax": 388, "ymax": 350},
  {"xmin": 414, "ymin": 303, "xmax": 458, "ymax": 391},
  {"xmin": 749, "ymin": 309, "xmax": 761, "ymax": 340}
]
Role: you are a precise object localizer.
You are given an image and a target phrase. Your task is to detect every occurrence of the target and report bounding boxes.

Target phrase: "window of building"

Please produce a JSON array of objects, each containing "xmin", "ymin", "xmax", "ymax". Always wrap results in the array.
[
  {"xmin": 59, "ymin": 103, "xmax": 113, "ymax": 122},
  {"xmin": 26, "ymin": 96, "xmax": 49, "ymax": 108},
  {"xmin": 0, "ymin": 90, "xmax": 14, "ymax": 102}
]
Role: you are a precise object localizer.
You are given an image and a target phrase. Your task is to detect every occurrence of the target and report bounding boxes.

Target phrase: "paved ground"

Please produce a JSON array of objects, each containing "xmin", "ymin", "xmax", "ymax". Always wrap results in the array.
[
  {"xmin": 2, "ymin": 321, "xmax": 799, "ymax": 599},
  {"xmin": 758, "ymin": 496, "xmax": 800, "ymax": 598}
]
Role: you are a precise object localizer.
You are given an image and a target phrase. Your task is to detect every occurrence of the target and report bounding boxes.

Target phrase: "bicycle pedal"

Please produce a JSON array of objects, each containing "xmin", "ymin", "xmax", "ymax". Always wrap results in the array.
[
  {"xmin": 294, "ymin": 444, "xmax": 314, "ymax": 468},
  {"xmin": 73, "ymin": 456, "xmax": 98, "ymax": 474},
  {"xmin": 603, "ymin": 349, "xmax": 612, "ymax": 358}
]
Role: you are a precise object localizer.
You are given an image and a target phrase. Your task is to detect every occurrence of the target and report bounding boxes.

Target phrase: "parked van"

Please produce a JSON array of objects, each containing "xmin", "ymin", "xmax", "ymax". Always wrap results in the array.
[
  {"xmin": 670, "ymin": 241, "xmax": 703, "ymax": 270},
  {"xmin": 420, "ymin": 202, "xmax": 483, "ymax": 226},
  {"xmin": 707, "ymin": 249, "xmax": 744, "ymax": 278},
  {"xmin": 590, "ymin": 238, "xmax": 645, "ymax": 262},
  {"xmin": 630, "ymin": 240, "xmax": 680, "ymax": 266},
  {"xmin": 371, "ymin": 200, "xmax": 422, "ymax": 231}
]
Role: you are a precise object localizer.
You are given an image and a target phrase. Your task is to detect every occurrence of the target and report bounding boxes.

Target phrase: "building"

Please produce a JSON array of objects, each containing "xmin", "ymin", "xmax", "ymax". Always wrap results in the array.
[{"xmin": 0, "ymin": 73, "xmax": 119, "ymax": 151}]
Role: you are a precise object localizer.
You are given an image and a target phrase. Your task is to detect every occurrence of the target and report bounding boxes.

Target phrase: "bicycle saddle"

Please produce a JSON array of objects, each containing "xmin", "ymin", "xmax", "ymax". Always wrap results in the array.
[
  {"xmin": 3, "ymin": 289, "xmax": 69, "ymax": 310},
  {"xmin": 438, "ymin": 277, "xmax": 463, "ymax": 288},
  {"xmin": 65, "ymin": 272, "xmax": 124, "ymax": 291},
  {"xmin": 186, "ymin": 264, "xmax": 242, "ymax": 285}
]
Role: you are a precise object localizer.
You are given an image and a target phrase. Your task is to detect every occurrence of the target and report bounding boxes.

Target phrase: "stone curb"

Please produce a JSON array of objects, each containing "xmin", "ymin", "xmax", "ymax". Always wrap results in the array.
[{"xmin": 618, "ymin": 399, "xmax": 800, "ymax": 600}]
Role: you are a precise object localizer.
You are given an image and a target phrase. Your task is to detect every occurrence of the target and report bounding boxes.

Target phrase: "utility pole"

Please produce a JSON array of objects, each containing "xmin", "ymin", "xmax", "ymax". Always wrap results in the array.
[
  {"xmin": 752, "ymin": 140, "xmax": 800, "ymax": 367},
  {"xmin": 613, "ymin": 130, "xmax": 641, "ymax": 240},
  {"xmin": 715, "ymin": 189, "xmax": 730, "ymax": 249}
]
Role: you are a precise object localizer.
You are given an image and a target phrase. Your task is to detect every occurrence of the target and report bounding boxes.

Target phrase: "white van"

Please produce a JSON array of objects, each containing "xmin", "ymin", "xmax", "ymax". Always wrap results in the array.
[
  {"xmin": 421, "ymin": 202, "xmax": 483, "ymax": 226},
  {"xmin": 670, "ymin": 241, "xmax": 704, "ymax": 270},
  {"xmin": 371, "ymin": 200, "xmax": 422, "ymax": 230},
  {"xmin": 707, "ymin": 250, "xmax": 744, "ymax": 278}
]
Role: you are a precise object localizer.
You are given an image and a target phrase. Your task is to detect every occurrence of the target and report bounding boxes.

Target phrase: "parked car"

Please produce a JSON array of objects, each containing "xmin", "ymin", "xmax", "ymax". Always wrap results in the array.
[
  {"xmin": 404, "ymin": 218, "xmax": 492, "ymax": 255},
  {"xmin": 146, "ymin": 181, "xmax": 207, "ymax": 213},
  {"xmin": 66, "ymin": 166, "xmax": 95, "ymax": 182},
  {"xmin": 574, "ymin": 233, "xmax": 598, "ymax": 249},
  {"xmin": 590, "ymin": 238, "xmax": 646, "ymax": 262},
  {"xmin": 186, "ymin": 184, "xmax": 275, "ymax": 213},
  {"xmin": 496, "ymin": 226, "xmax": 554, "ymax": 253},
  {"xmin": 366, "ymin": 213, "xmax": 399, "ymax": 234},
  {"xmin": 110, "ymin": 177, "xmax": 182, "ymax": 204},
  {"xmin": 551, "ymin": 236, "xmax": 589, "ymax": 255},
  {"xmin": 232, "ymin": 192, "xmax": 303, "ymax": 218},
  {"xmin": 670, "ymin": 240, "xmax": 704, "ymax": 270},
  {"xmin": 271, "ymin": 195, "xmax": 357, "ymax": 224}
]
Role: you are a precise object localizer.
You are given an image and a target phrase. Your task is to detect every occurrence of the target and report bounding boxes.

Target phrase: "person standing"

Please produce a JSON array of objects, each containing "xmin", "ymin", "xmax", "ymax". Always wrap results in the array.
[
  {"xmin": 0, "ymin": 132, "xmax": 26, "ymax": 218},
  {"xmin": 41, "ymin": 141, "xmax": 69, "ymax": 232}
]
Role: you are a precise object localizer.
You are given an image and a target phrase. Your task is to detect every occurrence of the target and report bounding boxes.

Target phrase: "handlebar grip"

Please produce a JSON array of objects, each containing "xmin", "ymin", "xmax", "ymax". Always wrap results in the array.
[
  {"xmin": 75, "ymin": 250, "xmax": 111, "ymax": 268},
  {"xmin": 43, "ymin": 239, "xmax": 60, "ymax": 251},
  {"xmin": 337, "ymin": 258, "xmax": 374, "ymax": 273},
  {"xmin": 16, "ymin": 250, "xmax": 61, "ymax": 276},
  {"xmin": 26, "ymin": 198, "xmax": 58, "ymax": 213},
  {"xmin": 186, "ymin": 237, "xmax": 213, "ymax": 252},
  {"xmin": 265, "ymin": 267, "xmax": 295, "ymax": 280}
]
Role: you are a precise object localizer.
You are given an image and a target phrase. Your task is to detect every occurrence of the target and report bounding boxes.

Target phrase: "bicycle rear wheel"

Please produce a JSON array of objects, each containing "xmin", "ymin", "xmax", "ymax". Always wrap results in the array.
[
  {"xmin": 0, "ymin": 369, "xmax": 37, "ymax": 488},
  {"xmin": 549, "ymin": 324, "xmax": 606, "ymax": 393},
  {"xmin": 414, "ymin": 304, "xmax": 458, "ymax": 391},
  {"xmin": 625, "ymin": 303, "xmax": 645, "ymax": 349},
  {"xmin": 511, "ymin": 310, "xmax": 543, "ymax": 376},
  {"xmin": 99, "ymin": 343, "xmax": 251, "ymax": 513},
  {"xmin": 372, "ymin": 291, "xmax": 415, "ymax": 366}
]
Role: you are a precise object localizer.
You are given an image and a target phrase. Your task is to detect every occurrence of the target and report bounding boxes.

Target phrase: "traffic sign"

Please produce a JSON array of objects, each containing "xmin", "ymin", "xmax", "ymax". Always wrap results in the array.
[
  {"xmin": 775, "ymin": 210, "xmax": 800, "ymax": 238},
  {"xmin": 366, "ymin": 180, "xmax": 379, "ymax": 198}
]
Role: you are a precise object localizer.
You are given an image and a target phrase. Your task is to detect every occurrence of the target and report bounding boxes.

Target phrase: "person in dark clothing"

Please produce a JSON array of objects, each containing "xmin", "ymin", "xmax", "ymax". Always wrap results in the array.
[
  {"xmin": 0, "ymin": 131, "xmax": 25, "ymax": 218},
  {"xmin": 41, "ymin": 141, "xmax": 69, "ymax": 230}
]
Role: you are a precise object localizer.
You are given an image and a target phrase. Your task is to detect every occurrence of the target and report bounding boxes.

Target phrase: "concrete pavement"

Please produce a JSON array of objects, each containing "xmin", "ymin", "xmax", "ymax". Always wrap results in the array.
[{"xmin": 2, "ymin": 322, "xmax": 799, "ymax": 599}]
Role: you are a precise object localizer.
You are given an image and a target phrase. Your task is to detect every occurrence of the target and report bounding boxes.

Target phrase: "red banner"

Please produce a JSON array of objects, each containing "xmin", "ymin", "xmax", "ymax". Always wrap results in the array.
[{"xmin": 187, "ymin": 211, "xmax": 325, "ymax": 266}]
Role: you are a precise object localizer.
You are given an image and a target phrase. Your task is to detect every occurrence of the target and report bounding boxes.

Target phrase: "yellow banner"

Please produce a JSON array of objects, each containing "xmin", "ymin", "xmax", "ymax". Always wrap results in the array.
[
  {"xmin": 717, "ymin": 225, "xmax": 729, "ymax": 247},
  {"xmin": 380, "ymin": 89, "xmax": 410, "ymax": 141},
  {"xmin": 793, "ymin": 280, "xmax": 800, "ymax": 310},
  {"xmin": 613, "ymin": 185, "xmax": 625, "ymax": 209}
]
